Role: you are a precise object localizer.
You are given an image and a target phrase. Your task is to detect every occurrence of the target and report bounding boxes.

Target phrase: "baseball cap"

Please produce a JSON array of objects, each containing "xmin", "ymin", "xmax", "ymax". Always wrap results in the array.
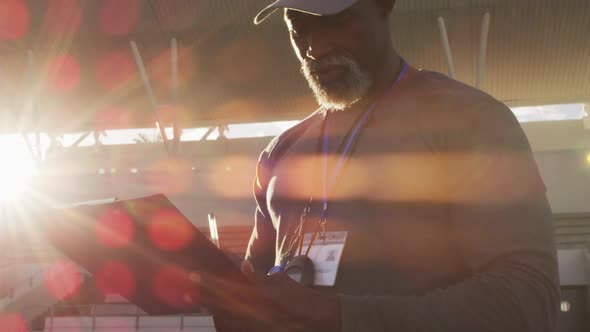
[{"xmin": 254, "ymin": 0, "xmax": 360, "ymax": 25}]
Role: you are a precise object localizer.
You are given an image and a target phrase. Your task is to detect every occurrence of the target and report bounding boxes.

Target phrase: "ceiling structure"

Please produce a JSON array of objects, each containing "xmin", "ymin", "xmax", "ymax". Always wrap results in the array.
[{"xmin": 0, "ymin": 0, "xmax": 588, "ymax": 133}]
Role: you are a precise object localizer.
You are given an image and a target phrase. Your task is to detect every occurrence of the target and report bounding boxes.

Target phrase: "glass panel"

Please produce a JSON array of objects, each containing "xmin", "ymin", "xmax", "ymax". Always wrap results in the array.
[{"xmin": 511, "ymin": 103, "xmax": 586, "ymax": 123}]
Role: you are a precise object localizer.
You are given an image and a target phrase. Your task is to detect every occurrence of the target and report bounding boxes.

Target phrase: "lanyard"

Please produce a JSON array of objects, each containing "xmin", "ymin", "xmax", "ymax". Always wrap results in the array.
[
  {"xmin": 281, "ymin": 60, "xmax": 410, "ymax": 264},
  {"xmin": 318, "ymin": 61, "xmax": 409, "ymax": 224}
]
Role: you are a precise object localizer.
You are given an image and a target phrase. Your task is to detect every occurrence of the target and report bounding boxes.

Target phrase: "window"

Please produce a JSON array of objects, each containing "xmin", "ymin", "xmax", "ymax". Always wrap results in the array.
[{"xmin": 511, "ymin": 103, "xmax": 586, "ymax": 123}]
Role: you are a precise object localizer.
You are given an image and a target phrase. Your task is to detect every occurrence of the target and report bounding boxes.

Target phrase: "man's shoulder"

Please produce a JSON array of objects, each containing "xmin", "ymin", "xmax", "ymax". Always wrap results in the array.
[
  {"xmin": 414, "ymin": 70, "xmax": 505, "ymax": 108},
  {"xmin": 406, "ymin": 69, "xmax": 533, "ymax": 155},
  {"xmin": 412, "ymin": 70, "xmax": 513, "ymax": 118},
  {"xmin": 401, "ymin": 69, "xmax": 520, "ymax": 137},
  {"xmin": 258, "ymin": 108, "xmax": 324, "ymax": 165}
]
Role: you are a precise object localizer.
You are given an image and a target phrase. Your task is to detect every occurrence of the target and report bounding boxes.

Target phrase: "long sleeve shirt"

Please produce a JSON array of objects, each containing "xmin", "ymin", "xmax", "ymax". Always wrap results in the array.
[{"xmin": 246, "ymin": 66, "xmax": 560, "ymax": 332}]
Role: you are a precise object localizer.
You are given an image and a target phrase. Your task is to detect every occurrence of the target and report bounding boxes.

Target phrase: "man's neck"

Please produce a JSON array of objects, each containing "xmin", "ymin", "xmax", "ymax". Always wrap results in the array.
[{"xmin": 353, "ymin": 51, "xmax": 402, "ymax": 112}]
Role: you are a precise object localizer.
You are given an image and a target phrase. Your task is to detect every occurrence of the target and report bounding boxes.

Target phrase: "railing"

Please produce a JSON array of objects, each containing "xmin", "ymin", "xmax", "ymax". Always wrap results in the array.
[
  {"xmin": 0, "ymin": 265, "xmax": 48, "ymax": 303},
  {"xmin": 1, "ymin": 249, "xmax": 64, "ymax": 264},
  {"xmin": 44, "ymin": 303, "xmax": 214, "ymax": 332},
  {"xmin": 0, "ymin": 263, "xmax": 86, "ymax": 308}
]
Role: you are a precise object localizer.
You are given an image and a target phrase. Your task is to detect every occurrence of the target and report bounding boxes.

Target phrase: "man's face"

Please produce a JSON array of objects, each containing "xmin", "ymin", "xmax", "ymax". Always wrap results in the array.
[{"xmin": 284, "ymin": 0, "xmax": 388, "ymax": 110}]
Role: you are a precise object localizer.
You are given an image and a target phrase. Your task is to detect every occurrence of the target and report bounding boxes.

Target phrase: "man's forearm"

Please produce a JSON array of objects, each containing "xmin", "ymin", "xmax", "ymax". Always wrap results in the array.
[{"xmin": 337, "ymin": 253, "xmax": 559, "ymax": 332}]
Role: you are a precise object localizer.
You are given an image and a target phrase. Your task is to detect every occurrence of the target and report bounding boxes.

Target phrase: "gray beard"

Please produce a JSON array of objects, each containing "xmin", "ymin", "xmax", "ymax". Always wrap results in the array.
[{"xmin": 301, "ymin": 55, "xmax": 373, "ymax": 111}]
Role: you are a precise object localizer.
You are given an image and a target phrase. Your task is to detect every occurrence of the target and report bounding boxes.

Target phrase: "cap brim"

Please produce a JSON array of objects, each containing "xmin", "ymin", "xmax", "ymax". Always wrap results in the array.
[{"xmin": 254, "ymin": 0, "xmax": 359, "ymax": 25}]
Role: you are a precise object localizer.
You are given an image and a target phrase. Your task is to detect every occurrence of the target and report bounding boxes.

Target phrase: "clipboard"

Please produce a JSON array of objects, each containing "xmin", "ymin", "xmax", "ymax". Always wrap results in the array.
[{"xmin": 43, "ymin": 194, "xmax": 267, "ymax": 316}]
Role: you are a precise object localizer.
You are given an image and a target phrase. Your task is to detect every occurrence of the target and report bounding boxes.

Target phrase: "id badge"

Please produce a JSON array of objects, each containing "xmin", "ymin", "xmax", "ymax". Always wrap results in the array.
[{"xmin": 301, "ymin": 231, "xmax": 348, "ymax": 286}]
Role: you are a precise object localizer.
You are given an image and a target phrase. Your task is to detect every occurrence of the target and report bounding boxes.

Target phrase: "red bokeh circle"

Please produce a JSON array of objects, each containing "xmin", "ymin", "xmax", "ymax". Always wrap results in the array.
[
  {"xmin": 96, "ymin": 261, "xmax": 136, "ymax": 298},
  {"xmin": 43, "ymin": 0, "xmax": 82, "ymax": 37},
  {"xmin": 44, "ymin": 260, "xmax": 82, "ymax": 301},
  {"xmin": 0, "ymin": 313, "xmax": 28, "ymax": 332},
  {"xmin": 95, "ymin": 207, "xmax": 135, "ymax": 248},
  {"xmin": 95, "ymin": 50, "xmax": 135, "ymax": 90},
  {"xmin": 94, "ymin": 105, "xmax": 133, "ymax": 130},
  {"xmin": 147, "ymin": 159, "xmax": 193, "ymax": 195},
  {"xmin": 152, "ymin": 265, "xmax": 198, "ymax": 308},
  {"xmin": 0, "ymin": 0, "xmax": 30, "ymax": 41},
  {"xmin": 98, "ymin": 0, "xmax": 141, "ymax": 36},
  {"xmin": 147, "ymin": 208, "xmax": 194, "ymax": 251},
  {"xmin": 46, "ymin": 54, "xmax": 80, "ymax": 92}
]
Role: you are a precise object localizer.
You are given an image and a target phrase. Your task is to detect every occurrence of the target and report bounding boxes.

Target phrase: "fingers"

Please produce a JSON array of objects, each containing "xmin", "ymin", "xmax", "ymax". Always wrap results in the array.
[
  {"xmin": 240, "ymin": 259, "xmax": 257, "ymax": 283},
  {"xmin": 240, "ymin": 259, "xmax": 254, "ymax": 274},
  {"xmin": 191, "ymin": 265, "xmax": 310, "ymax": 331},
  {"xmin": 192, "ymin": 270, "xmax": 284, "ymax": 326}
]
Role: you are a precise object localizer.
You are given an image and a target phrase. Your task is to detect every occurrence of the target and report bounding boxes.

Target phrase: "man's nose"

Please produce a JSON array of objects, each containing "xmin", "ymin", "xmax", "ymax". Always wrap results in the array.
[{"xmin": 305, "ymin": 30, "xmax": 335, "ymax": 61}]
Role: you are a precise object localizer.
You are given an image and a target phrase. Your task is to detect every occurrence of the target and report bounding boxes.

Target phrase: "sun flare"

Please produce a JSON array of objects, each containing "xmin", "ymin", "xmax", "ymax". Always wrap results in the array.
[{"xmin": 0, "ymin": 136, "xmax": 37, "ymax": 201}]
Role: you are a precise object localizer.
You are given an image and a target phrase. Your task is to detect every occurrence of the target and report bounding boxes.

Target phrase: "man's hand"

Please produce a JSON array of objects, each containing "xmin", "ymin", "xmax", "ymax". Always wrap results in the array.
[
  {"xmin": 240, "ymin": 260, "xmax": 341, "ymax": 331},
  {"xmin": 201, "ymin": 260, "xmax": 342, "ymax": 332}
]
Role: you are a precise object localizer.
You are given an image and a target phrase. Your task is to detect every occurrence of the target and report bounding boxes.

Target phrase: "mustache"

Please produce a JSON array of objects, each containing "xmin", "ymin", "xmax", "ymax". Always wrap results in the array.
[
  {"xmin": 302, "ymin": 54, "xmax": 357, "ymax": 73},
  {"xmin": 300, "ymin": 53, "xmax": 373, "ymax": 111}
]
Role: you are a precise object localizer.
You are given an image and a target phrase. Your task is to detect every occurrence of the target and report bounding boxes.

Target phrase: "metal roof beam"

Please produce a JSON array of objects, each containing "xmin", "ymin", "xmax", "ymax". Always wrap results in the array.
[
  {"xmin": 437, "ymin": 17, "xmax": 456, "ymax": 78},
  {"xmin": 476, "ymin": 12, "xmax": 491, "ymax": 89},
  {"xmin": 130, "ymin": 40, "xmax": 171, "ymax": 157}
]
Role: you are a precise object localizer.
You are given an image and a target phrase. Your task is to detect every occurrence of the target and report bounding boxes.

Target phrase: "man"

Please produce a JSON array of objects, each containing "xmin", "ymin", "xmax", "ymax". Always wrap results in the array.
[{"xmin": 211, "ymin": 0, "xmax": 560, "ymax": 331}]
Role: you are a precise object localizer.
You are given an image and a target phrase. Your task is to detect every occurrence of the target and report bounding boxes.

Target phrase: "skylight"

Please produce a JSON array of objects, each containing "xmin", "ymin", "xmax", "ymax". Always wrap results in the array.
[
  {"xmin": 226, "ymin": 120, "xmax": 299, "ymax": 139},
  {"xmin": 511, "ymin": 103, "xmax": 586, "ymax": 123},
  {"xmin": 2, "ymin": 104, "xmax": 586, "ymax": 155}
]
